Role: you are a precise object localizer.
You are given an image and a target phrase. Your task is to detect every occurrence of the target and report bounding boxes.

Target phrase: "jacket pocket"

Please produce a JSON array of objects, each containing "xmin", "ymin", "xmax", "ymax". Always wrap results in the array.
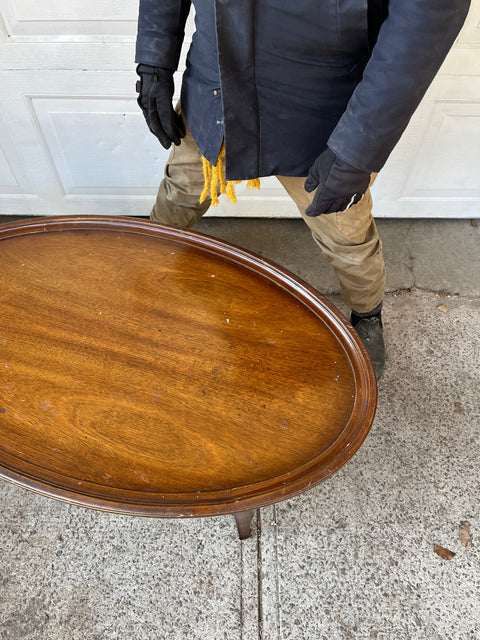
[
  {"xmin": 256, "ymin": 1, "xmax": 344, "ymax": 66},
  {"xmin": 336, "ymin": 0, "xmax": 370, "ymax": 66}
]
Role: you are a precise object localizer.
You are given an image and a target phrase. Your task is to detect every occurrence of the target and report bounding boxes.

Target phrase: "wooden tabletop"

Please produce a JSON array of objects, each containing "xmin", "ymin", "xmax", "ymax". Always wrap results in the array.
[{"xmin": 0, "ymin": 216, "xmax": 376, "ymax": 517}]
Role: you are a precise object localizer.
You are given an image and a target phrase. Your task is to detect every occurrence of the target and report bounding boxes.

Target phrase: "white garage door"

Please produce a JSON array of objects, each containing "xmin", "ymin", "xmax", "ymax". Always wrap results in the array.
[{"xmin": 0, "ymin": 1, "xmax": 478, "ymax": 218}]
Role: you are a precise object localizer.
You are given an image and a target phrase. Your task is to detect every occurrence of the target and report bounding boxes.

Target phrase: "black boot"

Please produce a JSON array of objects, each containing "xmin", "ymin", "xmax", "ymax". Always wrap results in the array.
[{"xmin": 351, "ymin": 305, "xmax": 386, "ymax": 380}]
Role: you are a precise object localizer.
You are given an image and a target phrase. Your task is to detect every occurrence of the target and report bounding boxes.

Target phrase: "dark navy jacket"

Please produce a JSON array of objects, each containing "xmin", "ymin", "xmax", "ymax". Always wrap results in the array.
[{"xmin": 136, "ymin": 0, "xmax": 470, "ymax": 180}]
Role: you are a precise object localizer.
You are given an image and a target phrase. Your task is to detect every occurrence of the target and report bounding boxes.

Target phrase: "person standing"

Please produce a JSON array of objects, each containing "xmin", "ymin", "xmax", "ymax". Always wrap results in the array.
[{"xmin": 135, "ymin": 0, "xmax": 471, "ymax": 379}]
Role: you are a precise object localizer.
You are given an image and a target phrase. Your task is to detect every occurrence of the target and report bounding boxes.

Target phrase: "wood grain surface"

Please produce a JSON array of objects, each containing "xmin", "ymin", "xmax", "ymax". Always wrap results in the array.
[{"xmin": 0, "ymin": 216, "xmax": 377, "ymax": 517}]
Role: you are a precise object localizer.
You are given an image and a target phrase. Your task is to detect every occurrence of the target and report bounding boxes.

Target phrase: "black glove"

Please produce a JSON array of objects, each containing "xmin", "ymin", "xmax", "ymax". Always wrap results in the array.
[
  {"xmin": 136, "ymin": 64, "xmax": 186, "ymax": 149},
  {"xmin": 304, "ymin": 148, "xmax": 371, "ymax": 216}
]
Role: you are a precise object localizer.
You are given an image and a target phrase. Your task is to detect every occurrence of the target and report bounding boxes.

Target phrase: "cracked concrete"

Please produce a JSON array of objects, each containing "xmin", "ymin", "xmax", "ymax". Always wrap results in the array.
[
  {"xmin": 0, "ymin": 215, "xmax": 479, "ymax": 640},
  {"xmin": 195, "ymin": 218, "xmax": 480, "ymax": 299}
]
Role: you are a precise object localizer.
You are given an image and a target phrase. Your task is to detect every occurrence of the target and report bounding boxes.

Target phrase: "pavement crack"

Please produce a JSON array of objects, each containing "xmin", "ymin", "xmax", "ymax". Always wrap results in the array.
[
  {"xmin": 256, "ymin": 508, "xmax": 263, "ymax": 640},
  {"xmin": 240, "ymin": 541, "xmax": 245, "ymax": 640},
  {"xmin": 387, "ymin": 286, "xmax": 478, "ymax": 300}
]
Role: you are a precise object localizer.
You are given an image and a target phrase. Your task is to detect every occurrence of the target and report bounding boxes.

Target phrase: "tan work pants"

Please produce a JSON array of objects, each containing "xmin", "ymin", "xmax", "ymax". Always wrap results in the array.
[{"xmin": 150, "ymin": 113, "xmax": 386, "ymax": 314}]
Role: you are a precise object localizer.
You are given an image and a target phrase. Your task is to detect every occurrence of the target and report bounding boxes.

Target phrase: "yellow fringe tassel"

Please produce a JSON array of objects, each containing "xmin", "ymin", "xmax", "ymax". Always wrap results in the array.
[{"xmin": 200, "ymin": 141, "xmax": 260, "ymax": 207}]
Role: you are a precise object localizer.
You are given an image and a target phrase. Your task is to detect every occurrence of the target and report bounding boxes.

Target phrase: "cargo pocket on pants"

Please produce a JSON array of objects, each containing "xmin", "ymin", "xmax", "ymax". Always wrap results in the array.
[
  {"xmin": 333, "ymin": 189, "xmax": 373, "ymax": 245},
  {"xmin": 164, "ymin": 145, "xmax": 176, "ymax": 179}
]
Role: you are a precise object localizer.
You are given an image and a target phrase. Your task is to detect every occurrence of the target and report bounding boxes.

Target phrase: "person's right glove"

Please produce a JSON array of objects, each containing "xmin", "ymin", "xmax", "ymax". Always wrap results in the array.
[{"xmin": 136, "ymin": 64, "xmax": 186, "ymax": 149}]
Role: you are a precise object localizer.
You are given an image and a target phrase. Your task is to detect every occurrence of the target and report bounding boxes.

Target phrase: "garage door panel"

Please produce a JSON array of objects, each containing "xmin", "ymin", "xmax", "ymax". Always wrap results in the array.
[
  {"xmin": 29, "ymin": 97, "xmax": 168, "ymax": 196},
  {"xmin": 0, "ymin": 1, "xmax": 195, "ymax": 42},
  {"xmin": 372, "ymin": 72, "xmax": 480, "ymax": 218},
  {"xmin": 0, "ymin": 0, "xmax": 137, "ymax": 39},
  {"xmin": 457, "ymin": 3, "xmax": 480, "ymax": 45},
  {"xmin": 11, "ymin": 0, "xmax": 135, "ymax": 22},
  {"xmin": 403, "ymin": 103, "xmax": 480, "ymax": 197},
  {"xmin": 1, "ymin": 70, "xmax": 167, "ymax": 212}
]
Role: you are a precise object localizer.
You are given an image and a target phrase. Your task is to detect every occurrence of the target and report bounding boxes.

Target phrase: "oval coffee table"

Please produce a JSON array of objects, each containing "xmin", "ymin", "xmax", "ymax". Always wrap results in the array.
[{"xmin": 0, "ymin": 216, "xmax": 377, "ymax": 539}]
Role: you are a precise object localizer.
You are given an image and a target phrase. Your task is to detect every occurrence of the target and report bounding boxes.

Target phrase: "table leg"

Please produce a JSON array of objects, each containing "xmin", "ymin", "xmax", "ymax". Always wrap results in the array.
[{"xmin": 234, "ymin": 509, "xmax": 255, "ymax": 540}]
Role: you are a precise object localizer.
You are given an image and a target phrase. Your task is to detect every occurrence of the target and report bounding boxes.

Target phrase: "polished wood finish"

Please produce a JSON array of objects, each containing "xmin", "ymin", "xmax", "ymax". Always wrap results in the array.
[{"xmin": 0, "ymin": 216, "xmax": 377, "ymax": 521}]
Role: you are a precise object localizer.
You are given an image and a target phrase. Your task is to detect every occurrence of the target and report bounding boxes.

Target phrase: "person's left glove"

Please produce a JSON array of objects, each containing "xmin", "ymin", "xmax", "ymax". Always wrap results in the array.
[
  {"xmin": 136, "ymin": 64, "xmax": 186, "ymax": 149},
  {"xmin": 304, "ymin": 148, "xmax": 371, "ymax": 217}
]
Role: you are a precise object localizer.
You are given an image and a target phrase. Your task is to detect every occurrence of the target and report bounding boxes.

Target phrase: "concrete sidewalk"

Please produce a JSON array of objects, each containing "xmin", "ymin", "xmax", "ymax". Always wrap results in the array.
[{"xmin": 0, "ymin": 217, "xmax": 479, "ymax": 640}]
